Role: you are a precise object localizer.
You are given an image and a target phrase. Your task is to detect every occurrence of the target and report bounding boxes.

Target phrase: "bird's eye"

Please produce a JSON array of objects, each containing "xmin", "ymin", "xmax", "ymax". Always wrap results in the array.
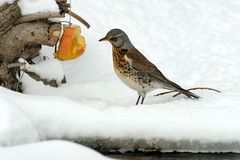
[{"xmin": 110, "ymin": 37, "xmax": 117, "ymax": 41}]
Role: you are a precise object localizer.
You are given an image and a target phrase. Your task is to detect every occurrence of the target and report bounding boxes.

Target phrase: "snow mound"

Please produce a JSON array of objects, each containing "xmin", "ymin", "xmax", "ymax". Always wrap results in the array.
[
  {"xmin": 0, "ymin": 97, "xmax": 39, "ymax": 146},
  {"xmin": 1, "ymin": 86, "xmax": 240, "ymax": 152},
  {"xmin": 0, "ymin": 140, "xmax": 112, "ymax": 160},
  {"xmin": 23, "ymin": 59, "xmax": 64, "ymax": 84}
]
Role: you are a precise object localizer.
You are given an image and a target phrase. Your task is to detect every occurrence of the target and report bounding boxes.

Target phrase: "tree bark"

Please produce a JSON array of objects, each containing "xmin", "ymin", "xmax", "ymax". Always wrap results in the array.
[
  {"xmin": 0, "ymin": 21, "xmax": 61, "ymax": 63},
  {"xmin": 0, "ymin": 2, "xmax": 21, "ymax": 37},
  {"xmin": 0, "ymin": 2, "xmax": 61, "ymax": 91}
]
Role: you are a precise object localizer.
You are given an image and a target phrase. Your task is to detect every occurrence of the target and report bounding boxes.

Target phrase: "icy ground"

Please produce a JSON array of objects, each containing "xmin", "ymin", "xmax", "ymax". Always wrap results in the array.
[{"xmin": 1, "ymin": 0, "xmax": 240, "ymax": 153}]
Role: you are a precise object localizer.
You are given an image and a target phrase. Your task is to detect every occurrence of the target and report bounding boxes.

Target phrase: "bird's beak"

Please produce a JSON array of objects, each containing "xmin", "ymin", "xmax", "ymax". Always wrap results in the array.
[{"xmin": 99, "ymin": 36, "xmax": 107, "ymax": 42}]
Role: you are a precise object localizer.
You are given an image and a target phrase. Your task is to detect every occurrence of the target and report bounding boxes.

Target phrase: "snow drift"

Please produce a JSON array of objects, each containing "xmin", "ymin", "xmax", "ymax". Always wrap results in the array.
[{"xmin": 0, "ymin": 140, "xmax": 112, "ymax": 160}]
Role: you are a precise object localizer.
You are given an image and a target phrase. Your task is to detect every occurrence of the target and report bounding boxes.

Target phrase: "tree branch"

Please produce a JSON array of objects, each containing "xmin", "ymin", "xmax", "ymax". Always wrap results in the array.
[{"xmin": 15, "ymin": 12, "xmax": 65, "ymax": 24}]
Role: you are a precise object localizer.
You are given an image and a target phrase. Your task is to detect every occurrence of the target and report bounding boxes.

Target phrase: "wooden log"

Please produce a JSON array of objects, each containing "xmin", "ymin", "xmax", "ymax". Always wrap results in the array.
[
  {"xmin": 0, "ymin": 2, "xmax": 62, "ymax": 91},
  {"xmin": 20, "ymin": 43, "xmax": 42, "ymax": 61},
  {"xmin": 0, "ymin": 21, "xmax": 61, "ymax": 63},
  {"xmin": 0, "ymin": 62, "xmax": 22, "ymax": 91},
  {"xmin": 0, "ymin": 2, "xmax": 21, "ymax": 36}
]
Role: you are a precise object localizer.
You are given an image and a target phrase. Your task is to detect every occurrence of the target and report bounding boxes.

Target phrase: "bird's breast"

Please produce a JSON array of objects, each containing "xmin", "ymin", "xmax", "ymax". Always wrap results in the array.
[
  {"xmin": 112, "ymin": 47, "xmax": 131, "ymax": 73},
  {"xmin": 112, "ymin": 47, "xmax": 154, "ymax": 92}
]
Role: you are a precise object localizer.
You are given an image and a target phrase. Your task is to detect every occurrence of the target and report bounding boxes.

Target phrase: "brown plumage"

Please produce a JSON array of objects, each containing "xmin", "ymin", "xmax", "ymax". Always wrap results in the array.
[{"xmin": 99, "ymin": 29, "xmax": 200, "ymax": 105}]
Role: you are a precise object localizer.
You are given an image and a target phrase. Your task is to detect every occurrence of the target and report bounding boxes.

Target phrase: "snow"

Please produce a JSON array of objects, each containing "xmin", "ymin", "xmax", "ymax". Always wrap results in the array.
[
  {"xmin": 1, "ymin": 0, "xmax": 240, "ymax": 153},
  {"xmin": 21, "ymin": 58, "xmax": 64, "ymax": 85},
  {"xmin": 0, "ymin": 140, "xmax": 112, "ymax": 160},
  {"xmin": 1, "ymin": 85, "xmax": 240, "ymax": 152},
  {"xmin": 0, "ymin": 101, "xmax": 39, "ymax": 146},
  {"xmin": 17, "ymin": 0, "xmax": 59, "ymax": 16},
  {"xmin": 0, "ymin": 0, "xmax": 59, "ymax": 16},
  {"xmin": 0, "ymin": 0, "xmax": 14, "ymax": 6}
]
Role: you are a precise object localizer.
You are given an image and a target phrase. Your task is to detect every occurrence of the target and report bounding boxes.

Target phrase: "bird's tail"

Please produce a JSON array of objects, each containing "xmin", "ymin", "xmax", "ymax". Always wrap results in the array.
[
  {"xmin": 178, "ymin": 89, "xmax": 200, "ymax": 99},
  {"xmin": 166, "ymin": 79, "xmax": 201, "ymax": 99}
]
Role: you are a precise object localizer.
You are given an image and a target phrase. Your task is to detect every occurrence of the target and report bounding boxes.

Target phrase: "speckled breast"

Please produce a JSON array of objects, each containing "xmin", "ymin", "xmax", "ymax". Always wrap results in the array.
[{"xmin": 112, "ymin": 47, "xmax": 154, "ymax": 92}]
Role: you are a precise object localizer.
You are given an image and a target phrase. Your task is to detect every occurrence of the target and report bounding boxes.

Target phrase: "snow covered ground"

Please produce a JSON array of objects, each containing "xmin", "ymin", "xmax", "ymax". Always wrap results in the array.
[
  {"xmin": 1, "ymin": 0, "xmax": 240, "ymax": 153},
  {"xmin": 0, "ymin": 140, "xmax": 112, "ymax": 160}
]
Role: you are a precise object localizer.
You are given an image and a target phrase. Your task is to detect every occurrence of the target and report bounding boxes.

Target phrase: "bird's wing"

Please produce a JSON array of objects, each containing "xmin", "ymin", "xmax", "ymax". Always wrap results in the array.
[
  {"xmin": 125, "ymin": 48, "xmax": 185, "ymax": 90},
  {"xmin": 125, "ymin": 48, "xmax": 170, "ymax": 84},
  {"xmin": 124, "ymin": 48, "xmax": 200, "ymax": 98}
]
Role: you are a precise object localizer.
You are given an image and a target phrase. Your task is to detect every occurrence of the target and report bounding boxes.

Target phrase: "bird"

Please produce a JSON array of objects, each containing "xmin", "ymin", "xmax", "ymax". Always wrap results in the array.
[{"xmin": 99, "ymin": 29, "xmax": 200, "ymax": 105}]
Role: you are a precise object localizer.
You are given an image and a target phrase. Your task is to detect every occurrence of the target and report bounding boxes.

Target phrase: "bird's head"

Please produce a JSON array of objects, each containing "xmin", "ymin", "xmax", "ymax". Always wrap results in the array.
[{"xmin": 99, "ymin": 29, "xmax": 132, "ymax": 48}]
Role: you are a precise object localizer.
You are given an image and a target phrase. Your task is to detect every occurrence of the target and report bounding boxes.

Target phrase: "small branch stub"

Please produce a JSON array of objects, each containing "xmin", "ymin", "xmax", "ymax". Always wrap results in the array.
[{"xmin": 7, "ymin": 62, "xmax": 26, "ymax": 69}]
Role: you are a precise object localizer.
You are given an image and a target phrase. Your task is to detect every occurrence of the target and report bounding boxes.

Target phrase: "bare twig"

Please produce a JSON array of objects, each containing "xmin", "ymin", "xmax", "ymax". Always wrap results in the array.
[
  {"xmin": 15, "ymin": 12, "xmax": 65, "ymax": 24},
  {"xmin": 172, "ymin": 87, "xmax": 220, "ymax": 97},
  {"xmin": 187, "ymin": 87, "xmax": 220, "ymax": 93},
  {"xmin": 155, "ymin": 87, "xmax": 221, "ymax": 97},
  {"xmin": 56, "ymin": 1, "xmax": 91, "ymax": 28},
  {"xmin": 67, "ymin": 10, "xmax": 90, "ymax": 28}
]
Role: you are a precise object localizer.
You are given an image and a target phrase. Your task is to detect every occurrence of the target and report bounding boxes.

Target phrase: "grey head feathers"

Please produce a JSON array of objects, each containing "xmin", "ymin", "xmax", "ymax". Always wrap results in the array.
[{"xmin": 99, "ymin": 28, "xmax": 134, "ymax": 49}]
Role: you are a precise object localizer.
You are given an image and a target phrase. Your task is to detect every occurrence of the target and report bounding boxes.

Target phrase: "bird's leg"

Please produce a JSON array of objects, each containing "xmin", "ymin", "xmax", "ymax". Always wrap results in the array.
[
  {"xmin": 141, "ymin": 96, "xmax": 145, "ymax": 104},
  {"xmin": 136, "ymin": 95, "xmax": 141, "ymax": 105}
]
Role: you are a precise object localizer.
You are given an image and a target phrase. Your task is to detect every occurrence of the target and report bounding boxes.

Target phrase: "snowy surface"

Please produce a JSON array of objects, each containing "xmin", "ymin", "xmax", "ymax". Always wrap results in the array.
[
  {"xmin": 21, "ymin": 58, "xmax": 64, "ymax": 84},
  {"xmin": 0, "ymin": 0, "xmax": 240, "ymax": 153},
  {"xmin": 17, "ymin": 0, "xmax": 59, "ymax": 16},
  {"xmin": 0, "ymin": 140, "xmax": 112, "ymax": 160},
  {"xmin": 0, "ymin": 0, "xmax": 14, "ymax": 6},
  {"xmin": 0, "ymin": 0, "xmax": 59, "ymax": 16}
]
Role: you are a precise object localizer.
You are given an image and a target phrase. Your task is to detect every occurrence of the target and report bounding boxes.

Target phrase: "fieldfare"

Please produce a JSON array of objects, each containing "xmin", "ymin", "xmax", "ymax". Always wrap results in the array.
[{"xmin": 99, "ymin": 29, "xmax": 200, "ymax": 105}]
